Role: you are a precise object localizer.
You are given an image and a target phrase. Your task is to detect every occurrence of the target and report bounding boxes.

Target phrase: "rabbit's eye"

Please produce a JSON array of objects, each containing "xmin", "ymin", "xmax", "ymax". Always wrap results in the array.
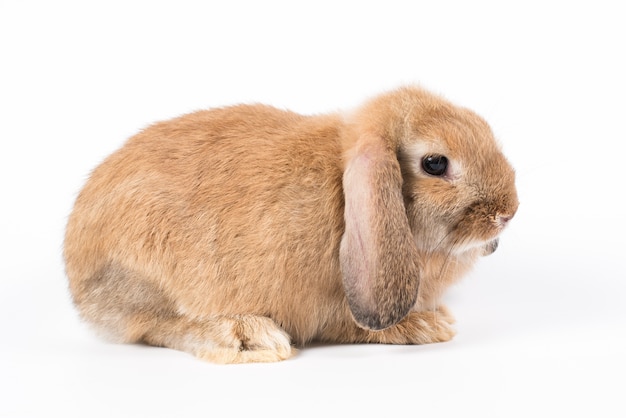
[{"xmin": 422, "ymin": 155, "xmax": 448, "ymax": 176}]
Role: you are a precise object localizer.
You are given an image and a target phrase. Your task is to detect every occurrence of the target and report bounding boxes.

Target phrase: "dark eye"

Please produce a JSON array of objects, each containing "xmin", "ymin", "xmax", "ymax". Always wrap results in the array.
[{"xmin": 422, "ymin": 155, "xmax": 449, "ymax": 176}]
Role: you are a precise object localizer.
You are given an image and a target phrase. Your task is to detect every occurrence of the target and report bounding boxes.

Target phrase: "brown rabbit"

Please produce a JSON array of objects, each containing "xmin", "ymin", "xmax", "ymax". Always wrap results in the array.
[{"xmin": 64, "ymin": 86, "xmax": 518, "ymax": 363}]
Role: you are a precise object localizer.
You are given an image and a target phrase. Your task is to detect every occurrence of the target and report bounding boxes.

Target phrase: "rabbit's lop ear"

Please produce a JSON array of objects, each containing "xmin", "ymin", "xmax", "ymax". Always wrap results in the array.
[{"xmin": 340, "ymin": 136, "xmax": 421, "ymax": 330}]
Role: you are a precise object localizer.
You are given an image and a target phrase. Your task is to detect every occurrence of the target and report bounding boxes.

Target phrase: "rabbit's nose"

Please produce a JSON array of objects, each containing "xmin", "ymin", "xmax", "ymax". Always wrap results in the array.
[{"xmin": 496, "ymin": 213, "xmax": 514, "ymax": 227}]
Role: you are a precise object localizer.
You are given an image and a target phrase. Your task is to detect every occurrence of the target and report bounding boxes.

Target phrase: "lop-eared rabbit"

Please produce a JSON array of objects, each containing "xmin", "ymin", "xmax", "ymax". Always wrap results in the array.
[{"xmin": 65, "ymin": 86, "xmax": 518, "ymax": 363}]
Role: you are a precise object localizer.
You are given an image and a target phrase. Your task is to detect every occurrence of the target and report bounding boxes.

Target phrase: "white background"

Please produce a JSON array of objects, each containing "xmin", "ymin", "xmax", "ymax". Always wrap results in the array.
[{"xmin": 1, "ymin": 1, "xmax": 625, "ymax": 417}]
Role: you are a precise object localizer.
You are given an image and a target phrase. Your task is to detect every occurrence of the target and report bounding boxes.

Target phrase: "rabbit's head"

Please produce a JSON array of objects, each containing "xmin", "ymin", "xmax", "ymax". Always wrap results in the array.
[{"xmin": 340, "ymin": 86, "xmax": 518, "ymax": 331}]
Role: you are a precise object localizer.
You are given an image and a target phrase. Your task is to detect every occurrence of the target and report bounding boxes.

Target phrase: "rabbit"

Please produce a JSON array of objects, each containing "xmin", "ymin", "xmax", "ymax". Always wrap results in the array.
[{"xmin": 64, "ymin": 85, "xmax": 518, "ymax": 364}]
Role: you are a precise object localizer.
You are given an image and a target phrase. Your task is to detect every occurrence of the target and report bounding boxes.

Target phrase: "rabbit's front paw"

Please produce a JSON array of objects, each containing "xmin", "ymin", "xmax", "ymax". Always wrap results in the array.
[{"xmin": 397, "ymin": 307, "xmax": 456, "ymax": 344}]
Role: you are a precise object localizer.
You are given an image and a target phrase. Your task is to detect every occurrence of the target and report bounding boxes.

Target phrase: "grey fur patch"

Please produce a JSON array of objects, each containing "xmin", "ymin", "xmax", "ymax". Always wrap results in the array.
[{"xmin": 74, "ymin": 263, "xmax": 177, "ymax": 341}]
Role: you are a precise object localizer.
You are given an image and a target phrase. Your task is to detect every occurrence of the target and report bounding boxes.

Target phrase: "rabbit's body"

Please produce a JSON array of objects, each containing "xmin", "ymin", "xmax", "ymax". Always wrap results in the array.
[{"xmin": 65, "ymin": 87, "xmax": 518, "ymax": 363}]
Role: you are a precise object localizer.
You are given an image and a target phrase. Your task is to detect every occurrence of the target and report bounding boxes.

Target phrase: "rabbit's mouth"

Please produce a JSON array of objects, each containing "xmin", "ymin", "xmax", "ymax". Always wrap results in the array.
[
  {"xmin": 445, "ymin": 234, "xmax": 500, "ymax": 256},
  {"xmin": 445, "ymin": 199, "xmax": 517, "ymax": 255}
]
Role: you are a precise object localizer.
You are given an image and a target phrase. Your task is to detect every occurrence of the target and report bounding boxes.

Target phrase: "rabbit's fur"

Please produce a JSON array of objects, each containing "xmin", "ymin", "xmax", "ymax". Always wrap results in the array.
[{"xmin": 64, "ymin": 86, "xmax": 518, "ymax": 363}]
